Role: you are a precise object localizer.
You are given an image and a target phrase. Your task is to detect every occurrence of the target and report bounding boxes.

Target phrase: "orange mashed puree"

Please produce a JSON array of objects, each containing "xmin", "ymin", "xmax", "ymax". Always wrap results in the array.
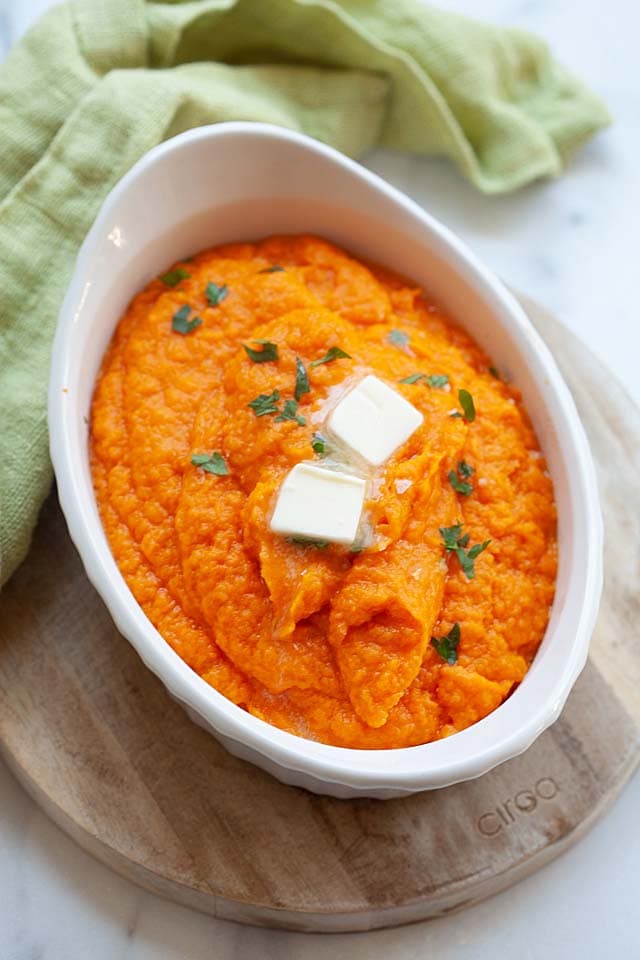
[{"xmin": 90, "ymin": 235, "xmax": 557, "ymax": 749}]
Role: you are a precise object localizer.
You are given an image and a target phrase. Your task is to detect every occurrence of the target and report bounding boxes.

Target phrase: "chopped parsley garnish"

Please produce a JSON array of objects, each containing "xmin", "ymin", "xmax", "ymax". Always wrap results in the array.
[
  {"xmin": 439, "ymin": 523, "xmax": 490, "ymax": 580},
  {"xmin": 311, "ymin": 432, "xmax": 328, "ymax": 456},
  {"xmin": 426, "ymin": 374, "xmax": 449, "ymax": 389},
  {"xmin": 294, "ymin": 357, "xmax": 310, "ymax": 401},
  {"xmin": 248, "ymin": 389, "xmax": 280, "ymax": 416},
  {"xmin": 190, "ymin": 452, "xmax": 229, "ymax": 476},
  {"xmin": 488, "ymin": 366, "xmax": 500, "ymax": 379},
  {"xmin": 205, "ymin": 282, "xmax": 228, "ymax": 306},
  {"xmin": 275, "ymin": 398, "xmax": 306, "ymax": 426},
  {"xmin": 440, "ymin": 522, "xmax": 465, "ymax": 551},
  {"xmin": 448, "ymin": 460, "xmax": 474, "ymax": 496},
  {"xmin": 259, "ymin": 264, "xmax": 285, "ymax": 274},
  {"xmin": 458, "ymin": 389, "xmax": 476, "ymax": 422},
  {"xmin": 431, "ymin": 623, "xmax": 461, "ymax": 665},
  {"xmin": 171, "ymin": 304, "xmax": 202, "ymax": 335},
  {"xmin": 243, "ymin": 339, "xmax": 279, "ymax": 363},
  {"xmin": 458, "ymin": 540, "xmax": 491, "ymax": 579},
  {"xmin": 287, "ymin": 537, "xmax": 329, "ymax": 549},
  {"xmin": 248, "ymin": 389, "xmax": 306, "ymax": 427},
  {"xmin": 160, "ymin": 267, "xmax": 190, "ymax": 287},
  {"xmin": 309, "ymin": 346, "xmax": 352, "ymax": 367},
  {"xmin": 388, "ymin": 329, "xmax": 410, "ymax": 348},
  {"xmin": 398, "ymin": 372, "xmax": 449, "ymax": 388},
  {"xmin": 448, "ymin": 470, "xmax": 473, "ymax": 497}
]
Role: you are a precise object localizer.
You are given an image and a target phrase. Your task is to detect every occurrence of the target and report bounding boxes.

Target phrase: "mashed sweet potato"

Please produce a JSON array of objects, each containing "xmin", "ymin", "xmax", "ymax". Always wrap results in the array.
[{"xmin": 90, "ymin": 235, "xmax": 557, "ymax": 748}]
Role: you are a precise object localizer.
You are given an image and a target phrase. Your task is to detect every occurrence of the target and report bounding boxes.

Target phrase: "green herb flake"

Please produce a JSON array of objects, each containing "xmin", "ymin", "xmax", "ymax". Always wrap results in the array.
[
  {"xmin": 309, "ymin": 346, "xmax": 352, "ymax": 368},
  {"xmin": 448, "ymin": 460, "xmax": 474, "ymax": 497},
  {"xmin": 248, "ymin": 389, "xmax": 280, "ymax": 417},
  {"xmin": 440, "ymin": 523, "xmax": 464, "ymax": 552},
  {"xmin": 398, "ymin": 373, "xmax": 426, "ymax": 385},
  {"xmin": 190, "ymin": 451, "xmax": 229, "ymax": 476},
  {"xmin": 171, "ymin": 304, "xmax": 202, "ymax": 335},
  {"xmin": 431, "ymin": 623, "xmax": 461, "ymax": 665},
  {"xmin": 458, "ymin": 388, "xmax": 476, "ymax": 422},
  {"xmin": 243, "ymin": 339, "xmax": 279, "ymax": 363},
  {"xmin": 439, "ymin": 524, "xmax": 490, "ymax": 580},
  {"xmin": 205, "ymin": 282, "xmax": 229, "ymax": 307},
  {"xmin": 160, "ymin": 267, "xmax": 190, "ymax": 287},
  {"xmin": 311, "ymin": 432, "xmax": 328, "ymax": 457},
  {"xmin": 294, "ymin": 357, "xmax": 310, "ymax": 402},
  {"xmin": 426, "ymin": 374, "xmax": 449, "ymax": 389},
  {"xmin": 287, "ymin": 537, "xmax": 329, "ymax": 549},
  {"xmin": 469, "ymin": 540, "xmax": 491, "ymax": 559},
  {"xmin": 259, "ymin": 264, "xmax": 285, "ymax": 274},
  {"xmin": 457, "ymin": 540, "xmax": 491, "ymax": 579},
  {"xmin": 275, "ymin": 398, "xmax": 306, "ymax": 426},
  {"xmin": 488, "ymin": 366, "xmax": 500, "ymax": 379},
  {"xmin": 448, "ymin": 470, "xmax": 473, "ymax": 497},
  {"xmin": 388, "ymin": 329, "xmax": 410, "ymax": 349}
]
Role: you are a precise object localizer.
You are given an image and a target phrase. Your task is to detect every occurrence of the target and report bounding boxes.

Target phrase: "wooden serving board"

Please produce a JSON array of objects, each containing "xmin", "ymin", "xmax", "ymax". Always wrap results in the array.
[{"xmin": 1, "ymin": 296, "xmax": 639, "ymax": 933}]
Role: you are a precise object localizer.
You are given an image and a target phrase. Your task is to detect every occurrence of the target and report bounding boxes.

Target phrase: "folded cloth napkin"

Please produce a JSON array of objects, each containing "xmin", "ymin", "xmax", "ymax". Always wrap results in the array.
[{"xmin": 0, "ymin": 0, "xmax": 608, "ymax": 587}]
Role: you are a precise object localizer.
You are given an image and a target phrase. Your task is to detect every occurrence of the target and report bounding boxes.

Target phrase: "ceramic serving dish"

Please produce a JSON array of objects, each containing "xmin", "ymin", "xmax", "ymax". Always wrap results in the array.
[{"xmin": 48, "ymin": 122, "xmax": 603, "ymax": 798}]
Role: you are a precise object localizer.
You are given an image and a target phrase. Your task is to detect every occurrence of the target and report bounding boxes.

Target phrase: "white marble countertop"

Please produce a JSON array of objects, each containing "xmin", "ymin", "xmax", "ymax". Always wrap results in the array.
[{"xmin": 0, "ymin": 0, "xmax": 636, "ymax": 956}]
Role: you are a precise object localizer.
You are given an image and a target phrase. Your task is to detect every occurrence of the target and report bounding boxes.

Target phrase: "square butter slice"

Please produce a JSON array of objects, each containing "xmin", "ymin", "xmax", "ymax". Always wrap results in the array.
[
  {"xmin": 270, "ymin": 462, "xmax": 366, "ymax": 546},
  {"xmin": 328, "ymin": 374, "xmax": 423, "ymax": 466}
]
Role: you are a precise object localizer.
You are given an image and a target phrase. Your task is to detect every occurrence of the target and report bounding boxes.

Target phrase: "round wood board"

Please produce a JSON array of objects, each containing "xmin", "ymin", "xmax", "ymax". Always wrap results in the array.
[{"xmin": 1, "ymin": 296, "xmax": 638, "ymax": 933}]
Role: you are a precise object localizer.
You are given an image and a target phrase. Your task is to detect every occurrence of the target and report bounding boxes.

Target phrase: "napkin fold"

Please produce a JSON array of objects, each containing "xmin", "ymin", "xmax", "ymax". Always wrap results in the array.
[{"xmin": 0, "ymin": 0, "xmax": 609, "ymax": 586}]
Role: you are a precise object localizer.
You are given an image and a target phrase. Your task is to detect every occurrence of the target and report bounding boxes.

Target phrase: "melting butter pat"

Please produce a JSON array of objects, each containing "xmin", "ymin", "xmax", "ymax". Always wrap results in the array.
[
  {"xmin": 270, "ymin": 462, "xmax": 366, "ymax": 546},
  {"xmin": 328, "ymin": 374, "xmax": 423, "ymax": 466}
]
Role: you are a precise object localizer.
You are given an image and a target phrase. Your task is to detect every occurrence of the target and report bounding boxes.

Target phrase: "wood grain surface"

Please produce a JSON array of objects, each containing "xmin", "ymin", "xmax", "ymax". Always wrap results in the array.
[{"xmin": 0, "ymin": 297, "xmax": 638, "ymax": 933}]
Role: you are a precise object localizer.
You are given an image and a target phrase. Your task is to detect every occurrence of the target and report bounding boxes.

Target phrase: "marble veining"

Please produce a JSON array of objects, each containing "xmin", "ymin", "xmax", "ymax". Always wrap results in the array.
[{"xmin": 1, "ymin": 0, "xmax": 639, "ymax": 956}]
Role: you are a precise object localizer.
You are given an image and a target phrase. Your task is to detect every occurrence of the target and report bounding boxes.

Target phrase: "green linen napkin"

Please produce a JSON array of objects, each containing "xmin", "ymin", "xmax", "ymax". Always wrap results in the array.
[{"xmin": 0, "ymin": 0, "xmax": 608, "ymax": 587}]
